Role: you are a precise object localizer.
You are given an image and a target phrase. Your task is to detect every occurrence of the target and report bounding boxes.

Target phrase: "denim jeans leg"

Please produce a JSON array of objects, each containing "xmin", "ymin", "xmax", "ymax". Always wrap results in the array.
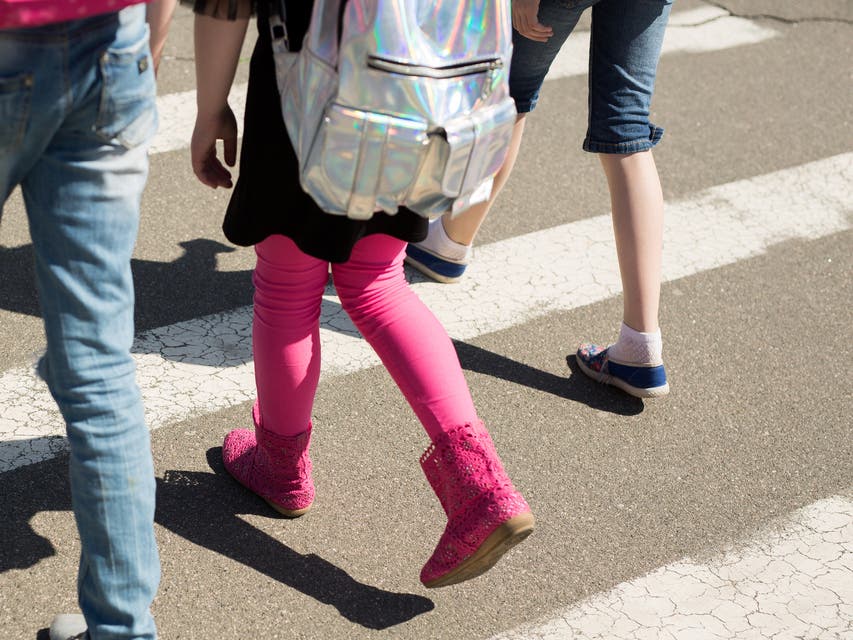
[
  {"xmin": 584, "ymin": 0, "xmax": 673, "ymax": 152},
  {"xmin": 2, "ymin": 6, "xmax": 160, "ymax": 639},
  {"xmin": 508, "ymin": 0, "xmax": 595, "ymax": 113}
]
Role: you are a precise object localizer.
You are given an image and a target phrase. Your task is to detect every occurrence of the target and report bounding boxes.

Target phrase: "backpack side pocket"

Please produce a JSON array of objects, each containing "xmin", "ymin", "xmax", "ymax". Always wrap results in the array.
[{"xmin": 413, "ymin": 96, "xmax": 516, "ymax": 216}]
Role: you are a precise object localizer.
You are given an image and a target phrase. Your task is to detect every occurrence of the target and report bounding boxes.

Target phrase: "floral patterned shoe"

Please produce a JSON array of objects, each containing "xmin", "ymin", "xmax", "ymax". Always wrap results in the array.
[{"xmin": 576, "ymin": 343, "xmax": 669, "ymax": 398}]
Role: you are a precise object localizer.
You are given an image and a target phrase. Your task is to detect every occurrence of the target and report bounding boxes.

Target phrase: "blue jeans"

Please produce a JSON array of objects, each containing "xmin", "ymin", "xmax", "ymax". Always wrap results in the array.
[
  {"xmin": 0, "ymin": 6, "xmax": 159, "ymax": 639},
  {"xmin": 509, "ymin": 0, "xmax": 673, "ymax": 153}
]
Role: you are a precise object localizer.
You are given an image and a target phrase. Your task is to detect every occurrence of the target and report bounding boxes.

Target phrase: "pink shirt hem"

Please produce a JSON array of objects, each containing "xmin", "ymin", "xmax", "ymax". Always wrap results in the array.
[{"xmin": 1, "ymin": 0, "xmax": 146, "ymax": 29}]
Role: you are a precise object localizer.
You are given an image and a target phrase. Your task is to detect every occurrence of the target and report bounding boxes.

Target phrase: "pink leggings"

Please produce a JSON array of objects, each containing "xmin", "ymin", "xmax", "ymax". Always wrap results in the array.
[{"xmin": 252, "ymin": 233, "xmax": 478, "ymax": 441}]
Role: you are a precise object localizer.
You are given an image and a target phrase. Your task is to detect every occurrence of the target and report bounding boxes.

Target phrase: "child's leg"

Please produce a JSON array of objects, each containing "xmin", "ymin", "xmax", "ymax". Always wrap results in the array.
[
  {"xmin": 333, "ymin": 235, "xmax": 533, "ymax": 587},
  {"xmin": 574, "ymin": 0, "xmax": 671, "ymax": 397},
  {"xmin": 221, "ymin": 235, "xmax": 326, "ymax": 517},
  {"xmin": 587, "ymin": 0, "xmax": 671, "ymax": 344},
  {"xmin": 253, "ymin": 234, "xmax": 329, "ymax": 435},
  {"xmin": 332, "ymin": 234, "xmax": 478, "ymax": 440},
  {"xmin": 600, "ymin": 150, "xmax": 663, "ymax": 336}
]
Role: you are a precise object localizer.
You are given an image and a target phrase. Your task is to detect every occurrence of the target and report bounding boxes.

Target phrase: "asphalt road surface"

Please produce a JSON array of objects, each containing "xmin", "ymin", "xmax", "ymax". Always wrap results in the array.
[{"xmin": 1, "ymin": 1, "xmax": 851, "ymax": 638}]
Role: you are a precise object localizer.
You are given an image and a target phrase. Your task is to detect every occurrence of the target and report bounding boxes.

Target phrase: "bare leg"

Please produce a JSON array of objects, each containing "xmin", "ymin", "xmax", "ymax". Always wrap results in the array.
[
  {"xmin": 599, "ymin": 150, "xmax": 663, "ymax": 333},
  {"xmin": 442, "ymin": 115, "xmax": 528, "ymax": 245}
]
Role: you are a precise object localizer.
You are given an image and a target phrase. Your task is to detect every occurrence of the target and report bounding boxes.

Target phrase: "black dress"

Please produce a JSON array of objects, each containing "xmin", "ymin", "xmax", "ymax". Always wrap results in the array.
[{"xmin": 220, "ymin": 1, "xmax": 428, "ymax": 262}]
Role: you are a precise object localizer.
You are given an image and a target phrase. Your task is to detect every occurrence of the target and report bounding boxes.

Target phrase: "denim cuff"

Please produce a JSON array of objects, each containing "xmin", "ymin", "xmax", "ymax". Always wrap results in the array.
[
  {"xmin": 513, "ymin": 97, "xmax": 536, "ymax": 114},
  {"xmin": 583, "ymin": 124, "xmax": 664, "ymax": 154}
]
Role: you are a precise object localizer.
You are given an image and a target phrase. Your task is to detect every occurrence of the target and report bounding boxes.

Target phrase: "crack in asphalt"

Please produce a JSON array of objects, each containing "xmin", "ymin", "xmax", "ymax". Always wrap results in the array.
[{"xmin": 704, "ymin": 1, "xmax": 853, "ymax": 26}]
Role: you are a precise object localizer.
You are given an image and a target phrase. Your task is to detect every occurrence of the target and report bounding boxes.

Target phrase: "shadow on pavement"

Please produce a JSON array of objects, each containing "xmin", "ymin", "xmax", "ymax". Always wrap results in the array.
[
  {"xmin": 0, "ymin": 239, "xmax": 253, "ymax": 333},
  {"xmin": 452, "ymin": 340, "xmax": 643, "ymax": 416},
  {"xmin": 154, "ymin": 448, "xmax": 434, "ymax": 630},
  {"xmin": 1, "ymin": 446, "xmax": 433, "ymax": 634},
  {"xmin": 0, "ymin": 453, "xmax": 68, "ymax": 574}
]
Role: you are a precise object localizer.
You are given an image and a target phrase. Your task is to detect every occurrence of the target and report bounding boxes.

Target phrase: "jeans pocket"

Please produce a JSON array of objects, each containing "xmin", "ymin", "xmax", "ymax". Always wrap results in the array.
[
  {"xmin": 95, "ymin": 27, "xmax": 157, "ymax": 149},
  {"xmin": 0, "ymin": 73, "xmax": 33, "ymax": 153}
]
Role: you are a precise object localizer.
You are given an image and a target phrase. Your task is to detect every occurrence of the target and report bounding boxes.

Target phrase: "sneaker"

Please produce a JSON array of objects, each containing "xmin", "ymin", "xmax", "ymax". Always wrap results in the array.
[
  {"xmin": 49, "ymin": 614, "xmax": 87, "ymax": 640},
  {"xmin": 576, "ymin": 343, "xmax": 669, "ymax": 398},
  {"xmin": 404, "ymin": 243, "xmax": 468, "ymax": 283}
]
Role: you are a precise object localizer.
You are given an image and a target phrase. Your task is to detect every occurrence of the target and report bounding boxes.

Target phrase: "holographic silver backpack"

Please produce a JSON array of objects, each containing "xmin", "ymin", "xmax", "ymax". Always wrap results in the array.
[{"xmin": 269, "ymin": 0, "xmax": 516, "ymax": 220}]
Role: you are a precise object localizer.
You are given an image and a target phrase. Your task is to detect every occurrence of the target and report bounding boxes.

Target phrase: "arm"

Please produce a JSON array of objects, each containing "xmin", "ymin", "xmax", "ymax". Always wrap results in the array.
[
  {"xmin": 146, "ymin": 0, "xmax": 177, "ymax": 74},
  {"xmin": 512, "ymin": 0, "xmax": 553, "ymax": 43},
  {"xmin": 190, "ymin": 13, "xmax": 249, "ymax": 188}
]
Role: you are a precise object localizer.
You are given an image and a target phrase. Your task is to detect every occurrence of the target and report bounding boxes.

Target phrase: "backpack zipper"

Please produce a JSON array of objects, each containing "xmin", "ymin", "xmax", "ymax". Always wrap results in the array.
[{"xmin": 366, "ymin": 55, "xmax": 503, "ymax": 79}]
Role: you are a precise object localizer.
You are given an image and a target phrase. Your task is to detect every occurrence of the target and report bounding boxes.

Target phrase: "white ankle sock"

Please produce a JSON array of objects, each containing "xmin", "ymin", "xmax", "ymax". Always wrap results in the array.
[
  {"xmin": 608, "ymin": 322, "xmax": 663, "ymax": 364},
  {"xmin": 419, "ymin": 218, "xmax": 471, "ymax": 262}
]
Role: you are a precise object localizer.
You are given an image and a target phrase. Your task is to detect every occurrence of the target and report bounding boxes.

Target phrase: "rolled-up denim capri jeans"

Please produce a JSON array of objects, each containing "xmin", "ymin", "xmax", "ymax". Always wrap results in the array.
[{"xmin": 509, "ymin": 0, "xmax": 673, "ymax": 154}]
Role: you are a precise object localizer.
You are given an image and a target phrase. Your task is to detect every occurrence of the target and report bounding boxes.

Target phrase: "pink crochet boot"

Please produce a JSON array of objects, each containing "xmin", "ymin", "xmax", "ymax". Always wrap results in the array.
[
  {"xmin": 419, "ymin": 423, "xmax": 534, "ymax": 588},
  {"xmin": 222, "ymin": 401, "xmax": 314, "ymax": 517}
]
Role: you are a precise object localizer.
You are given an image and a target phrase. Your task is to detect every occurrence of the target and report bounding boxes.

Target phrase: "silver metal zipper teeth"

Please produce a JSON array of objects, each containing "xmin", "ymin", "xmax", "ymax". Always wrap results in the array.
[{"xmin": 366, "ymin": 56, "xmax": 503, "ymax": 79}]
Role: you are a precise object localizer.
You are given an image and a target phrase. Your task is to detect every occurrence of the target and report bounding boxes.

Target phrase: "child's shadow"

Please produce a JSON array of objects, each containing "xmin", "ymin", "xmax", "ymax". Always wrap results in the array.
[
  {"xmin": 453, "ymin": 340, "xmax": 643, "ymax": 416},
  {"xmin": 154, "ymin": 448, "xmax": 434, "ymax": 630}
]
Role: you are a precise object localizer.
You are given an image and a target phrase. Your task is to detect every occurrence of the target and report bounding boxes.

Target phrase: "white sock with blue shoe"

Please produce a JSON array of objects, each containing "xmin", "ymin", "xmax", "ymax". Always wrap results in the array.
[
  {"xmin": 418, "ymin": 218, "xmax": 471, "ymax": 263},
  {"xmin": 607, "ymin": 322, "xmax": 663, "ymax": 365}
]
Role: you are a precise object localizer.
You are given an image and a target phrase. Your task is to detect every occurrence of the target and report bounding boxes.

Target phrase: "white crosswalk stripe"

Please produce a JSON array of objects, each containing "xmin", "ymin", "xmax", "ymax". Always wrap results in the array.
[
  {"xmin": 2, "ymin": 152, "xmax": 850, "ymax": 472},
  {"xmin": 492, "ymin": 496, "xmax": 853, "ymax": 640},
  {"xmin": 545, "ymin": 7, "xmax": 777, "ymax": 80},
  {"xmin": 150, "ymin": 83, "xmax": 248, "ymax": 156}
]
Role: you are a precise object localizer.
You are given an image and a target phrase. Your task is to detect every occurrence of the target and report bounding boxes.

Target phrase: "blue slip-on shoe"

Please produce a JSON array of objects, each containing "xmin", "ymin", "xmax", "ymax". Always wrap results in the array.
[
  {"xmin": 49, "ymin": 614, "xmax": 87, "ymax": 640},
  {"xmin": 404, "ymin": 243, "xmax": 468, "ymax": 284},
  {"xmin": 575, "ymin": 343, "xmax": 669, "ymax": 398}
]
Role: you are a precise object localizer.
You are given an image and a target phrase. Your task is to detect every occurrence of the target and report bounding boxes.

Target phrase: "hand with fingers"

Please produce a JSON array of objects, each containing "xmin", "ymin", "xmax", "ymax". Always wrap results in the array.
[
  {"xmin": 191, "ymin": 106, "xmax": 238, "ymax": 189},
  {"xmin": 512, "ymin": 0, "xmax": 553, "ymax": 42}
]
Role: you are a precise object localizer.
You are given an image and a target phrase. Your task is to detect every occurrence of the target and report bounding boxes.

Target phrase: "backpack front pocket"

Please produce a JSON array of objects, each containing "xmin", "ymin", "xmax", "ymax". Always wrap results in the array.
[{"xmin": 303, "ymin": 104, "xmax": 430, "ymax": 219}]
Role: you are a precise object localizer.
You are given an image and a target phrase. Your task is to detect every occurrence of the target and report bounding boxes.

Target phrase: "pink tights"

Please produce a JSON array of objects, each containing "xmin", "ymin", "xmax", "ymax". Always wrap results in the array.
[{"xmin": 252, "ymin": 233, "xmax": 478, "ymax": 441}]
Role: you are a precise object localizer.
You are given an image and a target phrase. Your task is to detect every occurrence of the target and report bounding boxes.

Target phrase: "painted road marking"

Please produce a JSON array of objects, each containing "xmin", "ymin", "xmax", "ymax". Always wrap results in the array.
[
  {"xmin": 546, "ymin": 6, "xmax": 777, "ymax": 81},
  {"xmin": 490, "ymin": 496, "xmax": 853, "ymax": 640},
  {"xmin": 150, "ymin": 82, "xmax": 248, "ymax": 156},
  {"xmin": 149, "ymin": 7, "xmax": 777, "ymax": 156},
  {"xmin": 1, "ymin": 153, "xmax": 850, "ymax": 473}
]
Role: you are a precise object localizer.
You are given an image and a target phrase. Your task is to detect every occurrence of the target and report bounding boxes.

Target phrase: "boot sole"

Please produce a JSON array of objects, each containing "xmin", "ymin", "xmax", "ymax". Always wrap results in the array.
[
  {"xmin": 422, "ymin": 511, "xmax": 535, "ymax": 588},
  {"xmin": 223, "ymin": 464, "xmax": 313, "ymax": 518},
  {"xmin": 265, "ymin": 498, "xmax": 312, "ymax": 518}
]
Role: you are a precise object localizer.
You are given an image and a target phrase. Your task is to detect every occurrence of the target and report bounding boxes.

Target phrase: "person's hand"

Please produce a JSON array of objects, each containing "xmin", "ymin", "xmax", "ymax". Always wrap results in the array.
[
  {"xmin": 191, "ymin": 106, "xmax": 238, "ymax": 189},
  {"xmin": 512, "ymin": 0, "xmax": 553, "ymax": 42}
]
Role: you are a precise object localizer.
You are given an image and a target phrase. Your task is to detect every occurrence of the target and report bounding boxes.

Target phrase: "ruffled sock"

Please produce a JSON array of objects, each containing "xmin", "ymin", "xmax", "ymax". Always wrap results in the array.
[{"xmin": 607, "ymin": 322, "xmax": 663, "ymax": 364}]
